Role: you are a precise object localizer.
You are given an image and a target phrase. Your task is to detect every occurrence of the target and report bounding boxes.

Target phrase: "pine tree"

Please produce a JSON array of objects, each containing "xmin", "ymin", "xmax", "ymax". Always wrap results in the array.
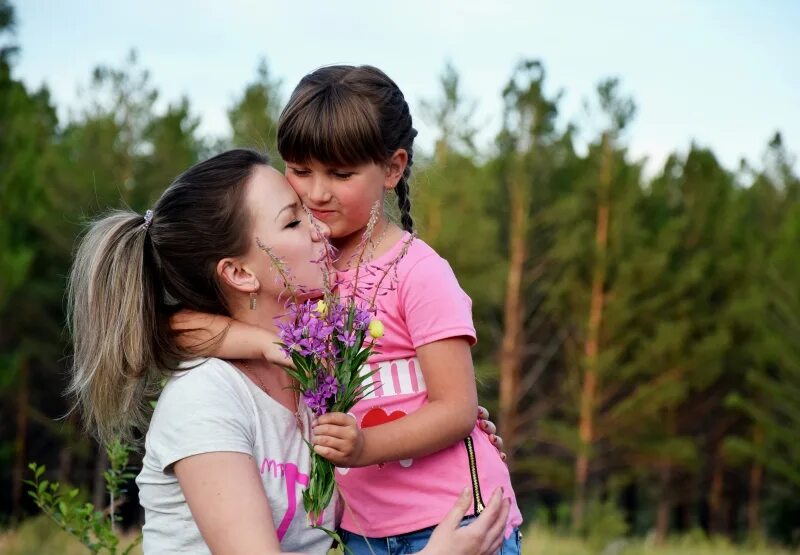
[{"xmin": 227, "ymin": 58, "xmax": 283, "ymax": 167}]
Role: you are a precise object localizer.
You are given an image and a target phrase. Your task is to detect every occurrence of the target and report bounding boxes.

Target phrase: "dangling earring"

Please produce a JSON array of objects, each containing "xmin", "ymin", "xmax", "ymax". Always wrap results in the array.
[{"xmin": 250, "ymin": 291, "xmax": 258, "ymax": 310}]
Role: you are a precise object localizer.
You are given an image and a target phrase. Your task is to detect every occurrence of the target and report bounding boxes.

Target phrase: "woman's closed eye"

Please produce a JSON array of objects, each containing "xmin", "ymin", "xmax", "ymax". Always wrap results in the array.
[{"xmin": 285, "ymin": 219, "xmax": 301, "ymax": 229}]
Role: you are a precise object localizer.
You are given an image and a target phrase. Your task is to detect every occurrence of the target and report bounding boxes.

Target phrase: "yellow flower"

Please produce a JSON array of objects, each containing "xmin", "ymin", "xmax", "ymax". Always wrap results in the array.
[
  {"xmin": 368, "ymin": 319, "xmax": 384, "ymax": 339},
  {"xmin": 315, "ymin": 300, "xmax": 328, "ymax": 317}
]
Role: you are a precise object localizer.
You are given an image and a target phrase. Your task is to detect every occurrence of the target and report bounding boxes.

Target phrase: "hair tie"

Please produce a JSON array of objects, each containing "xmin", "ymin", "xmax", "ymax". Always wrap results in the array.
[{"xmin": 143, "ymin": 209, "xmax": 154, "ymax": 230}]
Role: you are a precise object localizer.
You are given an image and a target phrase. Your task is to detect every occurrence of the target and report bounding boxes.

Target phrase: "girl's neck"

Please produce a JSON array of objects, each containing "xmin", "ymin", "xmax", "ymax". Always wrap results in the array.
[{"xmin": 332, "ymin": 218, "xmax": 403, "ymax": 271}]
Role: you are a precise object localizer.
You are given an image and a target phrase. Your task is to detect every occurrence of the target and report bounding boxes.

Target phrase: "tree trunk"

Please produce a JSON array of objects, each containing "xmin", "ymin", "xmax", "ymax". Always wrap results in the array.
[
  {"xmin": 574, "ymin": 132, "xmax": 613, "ymax": 530},
  {"xmin": 499, "ymin": 153, "xmax": 530, "ymax": 467},
  {"xmin": 747, "ymin": 427, "xmax": 764, "ymax": 537},
  {"xmin": 11, "ymin": 356, "xmax": 30, "ymax": 524},
  {"xmin": 93, "ymin": 443, "xmax": 109, "ymax": 510},
  {"xmin": 708, "ymin": 446, "xmax": 727, "ymax": 535},
  {"xmin": 58, "ymin": 412, "xmax": 80, "ymax": 485},
  {"xmin": 655, "ymin": 464, "xmax": 672, "ymax": 545}
]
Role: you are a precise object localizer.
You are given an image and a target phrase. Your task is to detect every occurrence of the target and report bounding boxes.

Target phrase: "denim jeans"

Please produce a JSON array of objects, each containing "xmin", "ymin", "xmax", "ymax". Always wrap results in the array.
[{"xmin": 339, "ymin": 518, "xmax": 522, "ymax": 555}]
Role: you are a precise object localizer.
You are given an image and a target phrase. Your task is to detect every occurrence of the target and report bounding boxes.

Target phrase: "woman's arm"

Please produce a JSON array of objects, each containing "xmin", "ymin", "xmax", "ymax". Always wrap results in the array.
[
  {"xmin": 312, "ymin": 337, "xmax": 478, "ymax": 467},
  {"xmin": 174, "ymin": 451, "xmax": 301, "ymax": 555},
  {"xmin": 171, "ymin": 310, "xmax": 290, "ymax": 366}
]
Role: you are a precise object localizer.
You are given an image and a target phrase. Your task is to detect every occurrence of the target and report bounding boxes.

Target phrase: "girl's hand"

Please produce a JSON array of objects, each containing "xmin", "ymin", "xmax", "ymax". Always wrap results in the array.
[
  {"xmin": 311, "ymin": 412, "xmax": 364, "ymax": 467},
  {"xmin": 422, "ymin": 487, "xmax": 510, "ymax": 555},
  {"xmin": 477, "ymin": 406, "xmax": 507, "ymax": 462}
]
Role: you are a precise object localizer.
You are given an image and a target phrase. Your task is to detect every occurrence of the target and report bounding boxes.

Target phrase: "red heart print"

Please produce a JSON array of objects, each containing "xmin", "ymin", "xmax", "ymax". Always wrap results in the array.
[{"xmin": 361, "ymin": 408, "xmax": 406, "ymax": 428}]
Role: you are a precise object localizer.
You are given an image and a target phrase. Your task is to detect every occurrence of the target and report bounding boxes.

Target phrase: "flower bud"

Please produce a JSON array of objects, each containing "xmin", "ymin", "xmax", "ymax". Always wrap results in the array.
[{"xmin": 368, "ymin": 319, "xmax": 384, "ymax": 339}]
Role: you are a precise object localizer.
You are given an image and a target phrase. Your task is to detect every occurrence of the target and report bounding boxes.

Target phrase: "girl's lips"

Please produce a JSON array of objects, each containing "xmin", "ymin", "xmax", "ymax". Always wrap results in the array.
[{"xmin": 310, "ymin": 209, "xmax": 335, "ymax": 221}]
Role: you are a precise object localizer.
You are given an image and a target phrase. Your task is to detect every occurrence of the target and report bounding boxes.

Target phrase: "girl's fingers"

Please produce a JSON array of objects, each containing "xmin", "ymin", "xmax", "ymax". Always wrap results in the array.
[
  {"xmin": 312, "ymin": 444, "xmax": 349, "ymax": 464},
  {"xmin": 312, "ymin": 423, "xmax": 354, "ymax": 440},
  {"xmin": 312, "ymin": 435, "xmax": 354, "ymax": 453},
  {"xmin": 477, "ymin": 406, "xmax": 489, "ymax": 420},
  {"xmin": 481, "ymin": 420, "xmax": 496, "ymax": 435},
  {"xmin": 314, "ymin": 412, "xmax": 355, "ymax": 427}
]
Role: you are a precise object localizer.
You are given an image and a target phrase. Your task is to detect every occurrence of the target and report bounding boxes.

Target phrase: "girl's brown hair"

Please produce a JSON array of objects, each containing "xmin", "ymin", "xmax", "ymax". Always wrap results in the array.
[
  {"xmin": 277, "ymin": 65, "xmax": 418, "ymax": 231},
  {"xmin": 68, "ymin": 148, "xmax": 269, "ymax": 445}
]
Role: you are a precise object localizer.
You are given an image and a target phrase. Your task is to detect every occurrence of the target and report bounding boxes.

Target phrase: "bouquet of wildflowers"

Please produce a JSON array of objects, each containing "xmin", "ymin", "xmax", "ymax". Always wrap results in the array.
[{"xmin": 258, "ymin": 204, "xmax": 413, "ymax": 525}]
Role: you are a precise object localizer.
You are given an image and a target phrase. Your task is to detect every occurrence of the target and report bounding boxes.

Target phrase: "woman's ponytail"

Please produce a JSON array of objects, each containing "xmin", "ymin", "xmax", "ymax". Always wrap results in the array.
[{"xmin": 67, "ymin": 210, "xmax": 165, "ymax": 445}]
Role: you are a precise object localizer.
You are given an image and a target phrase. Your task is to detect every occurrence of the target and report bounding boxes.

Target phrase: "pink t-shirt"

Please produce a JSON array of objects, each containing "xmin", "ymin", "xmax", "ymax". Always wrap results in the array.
[{"xmin": 335, "ymin": 233, "xmax": 523, "ymax": 538}]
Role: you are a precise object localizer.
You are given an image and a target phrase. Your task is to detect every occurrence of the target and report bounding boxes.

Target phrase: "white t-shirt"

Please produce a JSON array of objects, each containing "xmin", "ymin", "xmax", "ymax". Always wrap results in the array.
[{"xmin": 136, "ymin": 358, "xmax": 336, "ymax": 554}]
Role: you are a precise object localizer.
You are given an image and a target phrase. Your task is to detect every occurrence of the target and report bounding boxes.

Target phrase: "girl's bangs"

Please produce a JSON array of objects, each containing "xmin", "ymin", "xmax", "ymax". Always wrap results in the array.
[{"xmin": 278, "ymin": 86, "xmax": 386, "ymax": 168}]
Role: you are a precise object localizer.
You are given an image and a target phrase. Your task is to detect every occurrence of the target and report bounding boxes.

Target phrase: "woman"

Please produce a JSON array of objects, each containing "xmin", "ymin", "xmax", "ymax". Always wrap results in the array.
[{"xmin": 68, "ymin": 149, "xmax": 510, "ymax": 554}]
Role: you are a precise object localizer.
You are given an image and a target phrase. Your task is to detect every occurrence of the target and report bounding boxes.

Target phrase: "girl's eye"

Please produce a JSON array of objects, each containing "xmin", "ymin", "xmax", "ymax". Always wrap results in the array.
[
  {"xmin": 286, "ymin": 220, "xmax": 301, "ymax": 229},
  {"xmin": 333, "ymin": 172, "xmax": 354, "ymax": 180},
  {"xmin": 290, "ymin": 168, "xmax": 310, "ymax": 176}
]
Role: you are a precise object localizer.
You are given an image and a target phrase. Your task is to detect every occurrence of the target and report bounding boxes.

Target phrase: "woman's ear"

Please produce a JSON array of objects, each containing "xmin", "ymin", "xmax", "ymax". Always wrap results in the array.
[
  {"xmin": 216, "ymin": 258, "xmax": 260, "ymax": 294},
  {"xmin": 383, "ymin": 149, "xmax": 409, "ymax": 191}
]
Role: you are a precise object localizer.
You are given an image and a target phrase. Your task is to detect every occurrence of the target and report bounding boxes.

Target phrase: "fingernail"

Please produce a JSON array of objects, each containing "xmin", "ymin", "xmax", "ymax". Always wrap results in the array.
[{"xmin": 462, "ymin": 487, "xmax": 470, "ymax": 496}]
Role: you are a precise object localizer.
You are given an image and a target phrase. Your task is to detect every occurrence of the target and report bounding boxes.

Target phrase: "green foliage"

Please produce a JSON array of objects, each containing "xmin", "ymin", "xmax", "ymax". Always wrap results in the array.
[
  {"xmin": 582, "ymin": 498, "xmax": 630, "ymax": 552},
  {"xmin": 24, "ymin": 440, "xmax": 141, "ymax": 555},
  {"xmin": 522, "ymin": 525, "xmax": 795, "ymax": 555}
]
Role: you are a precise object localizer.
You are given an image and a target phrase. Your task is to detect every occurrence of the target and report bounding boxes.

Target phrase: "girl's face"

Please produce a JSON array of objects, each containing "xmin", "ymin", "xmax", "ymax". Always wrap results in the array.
[
  {"xmin": 284, "ymin": 159, "xmax": 392, "ymax": 240},
  {"xmin": 240, "ymin": 165, "xmax": 328, "ymax": 296}
]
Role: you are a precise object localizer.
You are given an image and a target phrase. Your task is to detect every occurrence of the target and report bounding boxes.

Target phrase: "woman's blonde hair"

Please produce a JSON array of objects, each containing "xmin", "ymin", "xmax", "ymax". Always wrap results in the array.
[{"xmin": 67, "ymin": 149, "xmax": 269, "ymax": 445}]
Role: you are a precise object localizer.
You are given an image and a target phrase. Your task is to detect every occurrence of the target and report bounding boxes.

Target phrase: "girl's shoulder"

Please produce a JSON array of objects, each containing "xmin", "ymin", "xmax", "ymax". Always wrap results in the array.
[{"xmin": 393, "ymin": 233, "xmax": 447, "ymax": 274}]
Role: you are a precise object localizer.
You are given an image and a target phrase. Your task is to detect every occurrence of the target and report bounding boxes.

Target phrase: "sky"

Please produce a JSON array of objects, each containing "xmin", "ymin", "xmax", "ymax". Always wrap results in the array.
[{"xmin": 10, "ymin": 0, "xmax": 800, "ymax": 175}]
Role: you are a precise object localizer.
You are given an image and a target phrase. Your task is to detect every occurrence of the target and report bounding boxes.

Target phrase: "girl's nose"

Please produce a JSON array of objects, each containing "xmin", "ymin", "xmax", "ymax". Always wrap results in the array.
[{"xmin": 308, "ymin": 176, "xmax": 333, "ymax": 204}]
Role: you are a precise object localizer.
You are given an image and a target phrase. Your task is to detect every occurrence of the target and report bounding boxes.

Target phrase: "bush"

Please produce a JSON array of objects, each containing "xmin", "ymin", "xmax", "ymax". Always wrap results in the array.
[
  {"xmin": 0, "ymin": 515, "xmax": 142, "ymax": 555},
  {"xmin": 23, "ymin": 440, "xmax": 141, "ymax": 554}
]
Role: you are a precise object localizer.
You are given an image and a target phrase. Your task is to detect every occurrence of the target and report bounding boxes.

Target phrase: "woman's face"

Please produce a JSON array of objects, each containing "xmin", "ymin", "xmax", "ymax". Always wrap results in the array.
[{"xmin": 240, "ymin": 165, "xmax": 327, "ymax": 297}]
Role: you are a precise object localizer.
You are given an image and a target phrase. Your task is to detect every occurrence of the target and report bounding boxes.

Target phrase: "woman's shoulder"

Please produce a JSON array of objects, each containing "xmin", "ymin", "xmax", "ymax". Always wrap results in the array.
[
  {"xmin": 144, "ymin": 358, "xmax": 256, "ymax": 473},
  {"xmin": 158, "ymin": 358, "xmax": 248, "ymax": 408}
]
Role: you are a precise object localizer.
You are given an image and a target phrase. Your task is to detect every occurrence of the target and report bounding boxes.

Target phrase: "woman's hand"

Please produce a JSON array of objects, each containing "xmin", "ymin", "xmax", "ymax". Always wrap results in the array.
[
  {"xmin": 311, "ymin": 412, "xmax": 364, "ymax": 467},
  {"xmin": 477, "ymin": 405, "xmax": 507, "ymax": 462},
  {"xmin": 422, "ymin": 487, "xmax": 511, "ymax": 555}
]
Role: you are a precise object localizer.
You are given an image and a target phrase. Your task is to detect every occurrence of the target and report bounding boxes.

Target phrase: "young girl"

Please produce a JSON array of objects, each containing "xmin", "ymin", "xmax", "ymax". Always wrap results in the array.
[{"xmin": 195, "ymin": 65, "xmax": 523, "ymax": 553}]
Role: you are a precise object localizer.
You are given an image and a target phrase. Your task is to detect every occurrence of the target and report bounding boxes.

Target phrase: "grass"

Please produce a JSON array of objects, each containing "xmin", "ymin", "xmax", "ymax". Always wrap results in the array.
[
  {"xmin": 2, "ymin": 518, "xmax": 798, "ymax": 554},
  {"xmin": 522, "ymin": 525, "xmax": 799, "ymax": 555}
]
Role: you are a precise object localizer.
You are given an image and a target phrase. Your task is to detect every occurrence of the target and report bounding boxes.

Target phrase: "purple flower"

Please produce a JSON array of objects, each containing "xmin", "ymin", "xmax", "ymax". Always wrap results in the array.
[
  {"xmin": 303, "ymin": 375, "xmax": 339, "ymax": 416},
  {"xmin": 319, "ymin": 375, "xmax": 339, "ymax": 398},
  {"xmin": 303, "ymin": 389, "xmax": 329, "ymax": 416},
  {"xmin": 338, "ymin": 330, "xmax": 357, "ymax": 348},
  {"xmin": 352, "ymin": 307, "xmax": 372, "ymax": 331}
]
